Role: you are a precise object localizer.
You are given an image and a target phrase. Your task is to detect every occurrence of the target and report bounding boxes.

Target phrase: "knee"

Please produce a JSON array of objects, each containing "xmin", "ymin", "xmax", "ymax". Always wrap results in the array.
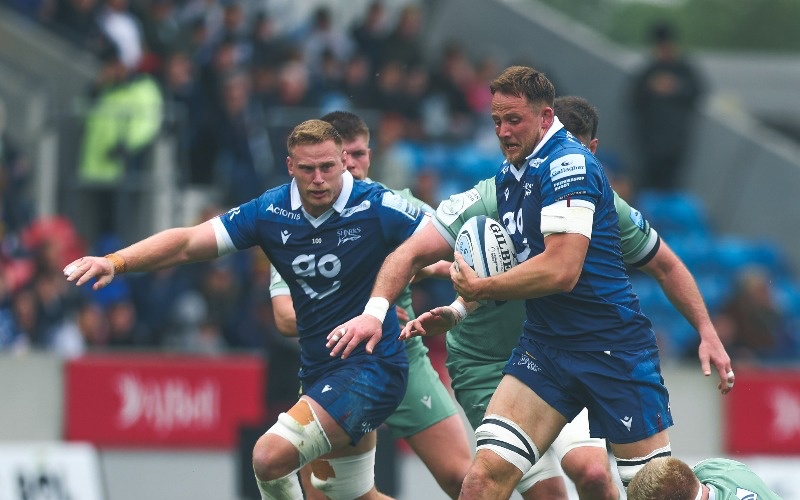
[
  {"xmin": 252, "ymin": 438, "xmax": 286, "ymax": 481},
  {"xmin": 570, "ymin": 462, "xmax": 618, "ymax": 499}
]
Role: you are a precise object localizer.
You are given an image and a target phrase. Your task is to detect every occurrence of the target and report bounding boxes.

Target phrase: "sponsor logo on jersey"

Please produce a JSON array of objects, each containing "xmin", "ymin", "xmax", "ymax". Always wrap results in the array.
[
  {"xmin": 382, "ymin": 192, "xmax": 420, "ymax": 220},
  {"xmin": 735, "ymin": 488, "xmax": 757, "ymax": 499},
  {"xmin": 281, "ymin": 230, "xmax": 291, "ymax": 244},
  {"xmin": 549, "ymin": 154, "xmax": 587, "ymax": 183},
  {"xmin": 337, "ymin": 227, "xmax": 362, "ymax": 245},
  {"xmin": 226, "ymin": 207, "xmax": 241, "ymax": 220},
  {"xmin": 266, "ymin": 203, "xmax": 301, "ymax": 220},
  {"xmin": 322, "ymin": 385, "xmax": 332, "ymax": 393},
  {"xmin": 420, "ymin": 395, "xmax": 432, "ymax": 409},
  {"xmin": 629, "ymin": 208, "xmax": 646, "ymax": 232},
  {"xmin": 504, "ymin": 187, "xmax": 510, "ymax": 201},
  {"xmin": 620, "ymin": 416, "xmax": 633, "ymax": 431},
  {"xmin": 341, "ymin": 200, "xmax": 371, "ymax": 218}
]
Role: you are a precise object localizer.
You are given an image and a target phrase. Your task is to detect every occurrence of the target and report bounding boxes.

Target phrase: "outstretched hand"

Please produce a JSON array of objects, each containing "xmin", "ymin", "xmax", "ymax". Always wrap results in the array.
[
  {"xmin": 63, "ymin": 256, "xmax": 115, "ymax": 290},
  {"xmin": 400, "ymin": 306, "xmax": 459, "ymax": 340},
  {"xmin": 326, "ymin": 314, "xmax": 383, "ymax": 359},
  {"xmin": 697, "ymin": 333, "xmax": 735, "ymax": 395}
]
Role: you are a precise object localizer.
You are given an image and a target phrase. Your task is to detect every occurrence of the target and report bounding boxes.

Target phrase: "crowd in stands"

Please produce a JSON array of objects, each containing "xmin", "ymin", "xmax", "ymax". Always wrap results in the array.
[{"xmin": 1, "ymin": 0, "xmax": 799, "ymax": 364}]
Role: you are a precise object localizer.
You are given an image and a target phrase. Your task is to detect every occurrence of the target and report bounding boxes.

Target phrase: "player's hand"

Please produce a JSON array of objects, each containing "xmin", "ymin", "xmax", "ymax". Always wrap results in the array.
[
  {"xmin": 327, "ymin": 314, "xmax": 383, "ymax": 359},
  {"xmin": 451, "ymin": 252, "xmax": 481, "ymax": 302},
  {"xmin": 63, "ymin": 256, "xmax": 115, "ymax": 290},
  {"xmin": 400, "ymin": 307, "xmax": 458, "ymax": 340},
  {"xmin": 697, "ymin": 328, "xmax": 735, "ymax": 395},
  {"xmin": 396, "ymin": 306, "xmax": 410, "ymax": 325}
]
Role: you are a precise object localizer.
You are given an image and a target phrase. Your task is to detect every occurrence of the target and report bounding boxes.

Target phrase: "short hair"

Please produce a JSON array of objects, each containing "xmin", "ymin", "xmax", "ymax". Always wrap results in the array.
[
  {"xmin": 554, "ymin": 96, "xmax": 599, "ymax": 142},
  {"xmin": 320, "ymin": 111, "xmax": 370, "ymax": 143},
  {"xmin": 490, "ymin": 65, "xmax": 555, "ymax": 107},
  {"xmin": 627, "ymin": 457, "xmax": 700, "ymax": 500},
  {"xmin": 286, "ymin": 119, "xmax": 342, "ymax": 156}
]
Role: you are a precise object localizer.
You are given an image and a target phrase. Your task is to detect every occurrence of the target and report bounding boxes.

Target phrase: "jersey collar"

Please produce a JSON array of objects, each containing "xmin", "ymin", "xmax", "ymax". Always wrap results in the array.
[
  {"xmin": 526, "ymin": 115, "xmax": 564, "ymax": 160},
  {"xmin": 290, "ymin": 170, "xmax": 354, "ymax": 213},
  {"xmin": 505, "ymin": 116, "xmax": 565, "ymax": 181}
]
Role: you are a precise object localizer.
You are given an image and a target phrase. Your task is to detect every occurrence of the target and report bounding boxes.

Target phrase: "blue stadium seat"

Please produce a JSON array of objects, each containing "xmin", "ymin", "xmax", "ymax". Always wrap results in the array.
[{"xmin": 636, "ymin": 190, "xmax": 711, "ymax": 238}]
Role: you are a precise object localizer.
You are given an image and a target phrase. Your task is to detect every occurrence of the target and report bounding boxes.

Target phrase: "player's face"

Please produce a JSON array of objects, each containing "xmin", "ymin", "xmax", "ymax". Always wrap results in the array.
[
  {"xmin": 491, "ymin": 92, "xmax": 552, "ymax": 167},
  {"xmin": 287, "ymin": 140, "xmax": 346, "ymax": 217},
  {"xmin": 342, "ymin": 135, "xmax": 371, "ymax": 180}
]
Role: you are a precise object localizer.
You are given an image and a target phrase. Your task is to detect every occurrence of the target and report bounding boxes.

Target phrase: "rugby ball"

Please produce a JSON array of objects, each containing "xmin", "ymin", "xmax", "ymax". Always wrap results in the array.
[{"xmin": 454, "ymin": 215, "xmax": 518, "ymax": 278}]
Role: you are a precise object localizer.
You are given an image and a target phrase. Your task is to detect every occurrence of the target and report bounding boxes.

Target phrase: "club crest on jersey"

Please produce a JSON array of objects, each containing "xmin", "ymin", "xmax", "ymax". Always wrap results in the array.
[
  {"xmin": 266, "ymin": 203, "xmax": 301, "ymax": 220},
  {"xmin": 341, "ymin": 200, "xmax": 371, "ymax": 218},
  {"xmin": 337, "ymin": 227, "xmax": 362, "ymax": 245},
  {"xmin": 629, "ymin": 208, "xmax": 646, "ymax": 232},
  {"xmin": 524, "ymin": 182, "xmax": 533, "ymax": 197}
]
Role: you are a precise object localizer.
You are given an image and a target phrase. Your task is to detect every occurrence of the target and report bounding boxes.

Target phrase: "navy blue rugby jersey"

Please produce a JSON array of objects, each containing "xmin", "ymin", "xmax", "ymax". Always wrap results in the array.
[
  {"xmin": 495, "ymin": 121, "xmax": 655, "ymax": 351},
  {"xmin": 214, "ymin": 171, "xmax": 428, "ymax": 376}
]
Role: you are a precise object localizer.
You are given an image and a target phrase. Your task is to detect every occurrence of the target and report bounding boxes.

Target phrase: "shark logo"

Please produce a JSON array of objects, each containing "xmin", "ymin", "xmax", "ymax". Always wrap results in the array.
[
  {"xmin": 420, "ymin": 395, "xmax": 432, "ymax": 409},
  {"xmin": 528, "ymin": 156, "xmax": 548, "ymax": 168},
  {"xmin": 281, "ymin": 230, "xmax": 291, "ymax": 244},
  {"xmin": 620, "ymin": 416, "xmax": 633, "ymax": 431},
  {"xmin": 322, "ymin": 385, "xmax": 332, "ymax": 393}
]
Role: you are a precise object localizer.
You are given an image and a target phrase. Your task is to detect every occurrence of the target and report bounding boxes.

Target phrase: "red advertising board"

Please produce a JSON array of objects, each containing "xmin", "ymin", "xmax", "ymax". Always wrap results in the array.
[
  {"xmin": 65, "ymin": 354, "xmax": 266, "ymax": 448},
  {"xmin": 725, "ymin": 368, "xmax": 800, "ymax": 455}
]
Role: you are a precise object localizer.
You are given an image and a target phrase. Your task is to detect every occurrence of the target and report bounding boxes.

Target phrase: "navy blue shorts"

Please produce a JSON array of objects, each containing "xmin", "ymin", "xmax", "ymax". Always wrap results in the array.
[
  {"xmin": 503, "ymin": 336, "xmax": 673, "ymax": 444},
  {"xmin": 301, "ymin": 354, "xmax": 408, "ymax": 445}
]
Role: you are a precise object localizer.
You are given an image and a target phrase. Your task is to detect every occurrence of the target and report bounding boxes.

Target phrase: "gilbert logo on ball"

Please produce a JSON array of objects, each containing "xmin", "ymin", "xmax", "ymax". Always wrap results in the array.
[{"xmin": 455, "ymin": 215, "xmax": 517, "ymax": 278}]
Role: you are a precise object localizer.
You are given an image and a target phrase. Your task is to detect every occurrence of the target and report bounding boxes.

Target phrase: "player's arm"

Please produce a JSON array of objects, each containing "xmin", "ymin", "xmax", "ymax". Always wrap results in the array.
[
  {"xmin": 640, "ymin": 241, "xmax": 733, "ymax": 394},
  {"xmin": 452, "ymin": 231, "xmax": 588, "ymax": 301},
  {"xmin": 64, "ymin": 221, "xmax": 218, "ymax": 290},
  {"xmin": 269, "ymin": 266, "xmax": 298, "ymax": 337},
  {"xmin": 615, "ymin": 192, "xmax": 734, "ymax": 395},
  {"xmin": 327, "ymin": 222, "xmax": 454, "ymax": 358},
  {"xmin": 400, "ymin": 296, "xmax": 481, "ymax": 340}
]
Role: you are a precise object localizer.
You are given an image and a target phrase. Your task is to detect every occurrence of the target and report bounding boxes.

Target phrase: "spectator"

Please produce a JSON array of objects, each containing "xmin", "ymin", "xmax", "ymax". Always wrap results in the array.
[
  {"xmin": 97, "ymin": 0, "xmax": 144, "ymax": 70},
  {"xmin": 350, "ymin": 0, "xmax": 389, "ymax": 71},
  {"xmin": 49, "ymin": 0, "xmax": 108, "ymax": 55},
  {"xmin": 300, "ymin": 6, "xmax": 354, "ymax": 81},
  {"xmin": 382, "ymin": 3, "xmax": 424, "ymax": 69},
  {"xmin": 0, "ymin": 98, "xmax": 34, "ymax": 236},
  {"xmin": 713, "ymin": 266, "xmax": 797, "ymax": 362},
  {"xmin": 629, "ymin": 21, "xmax": 705, "ymax": 192},
  {"xmin": 77, "ymin": 43, "xmax": 163, "ymax": 239}
]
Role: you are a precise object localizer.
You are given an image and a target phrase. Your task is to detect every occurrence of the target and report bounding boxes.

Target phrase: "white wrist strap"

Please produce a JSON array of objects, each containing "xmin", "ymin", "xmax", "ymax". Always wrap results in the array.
[
  {"xmin": 363, "ymin": 297, "xmax": 390, "ymax": 323},
  {"xmin": 449, "ymin": 300, "xmax": 468, "ymax": 325}
]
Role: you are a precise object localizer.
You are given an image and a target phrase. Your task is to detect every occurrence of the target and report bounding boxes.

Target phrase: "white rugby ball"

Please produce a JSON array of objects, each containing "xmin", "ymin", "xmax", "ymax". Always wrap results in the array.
[{"xmin": 454, "ymin": 215, "xmax": 518, "ymax": 278}]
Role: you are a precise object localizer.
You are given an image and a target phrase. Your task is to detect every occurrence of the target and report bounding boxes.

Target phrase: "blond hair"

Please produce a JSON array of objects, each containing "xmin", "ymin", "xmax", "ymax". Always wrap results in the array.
[
  {"xmin": 286, "ymin": 119, "xmax": 342, "ymax": 156},
  {"xmin": 627, "ymin": 457, "xmax": 701, "ymax": 500}
]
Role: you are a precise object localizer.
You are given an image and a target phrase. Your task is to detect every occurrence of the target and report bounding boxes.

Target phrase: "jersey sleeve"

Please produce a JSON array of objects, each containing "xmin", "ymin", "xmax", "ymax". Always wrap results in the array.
[
  {"xmin": 214, "ymin": 198, "xmax": 261, "ymax": 251},
  {"xmin": 377, "ymin": 190, "xmax": 429, "ymax": 246},
  {"xmin": 269, "ymin": 265, "xmax": 290, "ymax": 298},
  {"xmin": 433, "ymin": 178, "xmax": 498, "ymax": 247},
  {"xmin": 391, "ymin": 187, "xmax": 435, "ymax": 215},
  {"xmin": 540, "ymin": 150, "xmax": 602, "ymax": 210},
  {"xmin": 615, "ymin": 192, "xmax": 661, "ymax": 267}
]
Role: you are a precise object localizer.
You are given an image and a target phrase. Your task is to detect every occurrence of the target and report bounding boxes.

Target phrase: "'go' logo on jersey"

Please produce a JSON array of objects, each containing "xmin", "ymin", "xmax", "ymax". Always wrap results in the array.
[{"xmin": 293, "ymin": 254, "xmax": 341, "ymax": 300}]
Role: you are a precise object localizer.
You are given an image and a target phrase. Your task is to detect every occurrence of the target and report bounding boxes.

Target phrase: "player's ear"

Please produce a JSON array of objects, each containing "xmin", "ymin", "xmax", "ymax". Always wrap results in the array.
[
  {"xmin": 589, "ymin": 138, "xmax": 599, "ymax": 154},
  {"xmin": 286, "ymin": 155, "xmax": 294, "ymax": 176},
  {"xmin": 541, "ymin": 106, "xmax": 555, "ymax": 128}
]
